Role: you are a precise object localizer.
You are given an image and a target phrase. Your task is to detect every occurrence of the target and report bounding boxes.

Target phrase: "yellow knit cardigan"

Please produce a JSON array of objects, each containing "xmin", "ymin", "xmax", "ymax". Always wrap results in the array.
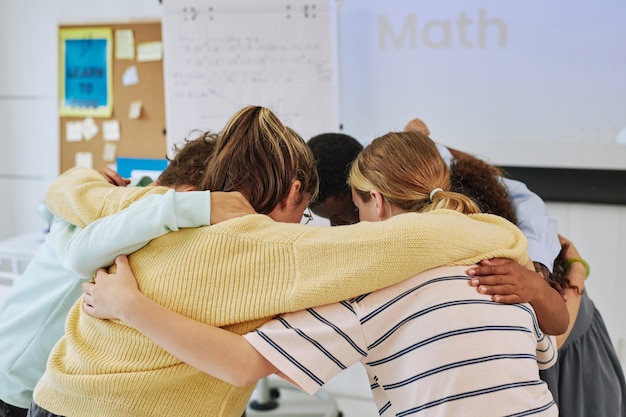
[{"xmin": 34, "ymin": 167, "xmax": 529, "ymax": 417}]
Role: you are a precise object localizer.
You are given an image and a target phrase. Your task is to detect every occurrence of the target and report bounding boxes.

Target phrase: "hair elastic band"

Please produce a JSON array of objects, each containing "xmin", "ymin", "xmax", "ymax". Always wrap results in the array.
[
  {"xmin": 563, "ymin": 257, "xmax": 591, "ymax": 279},
  {"xmin": 429, "ymin": 187, "xmax": 443, "ymax": 202}
]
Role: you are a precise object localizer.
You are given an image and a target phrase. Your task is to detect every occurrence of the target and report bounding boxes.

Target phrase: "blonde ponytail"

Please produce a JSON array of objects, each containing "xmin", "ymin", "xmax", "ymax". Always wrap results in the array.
[{"xmin": 349, "ymin": 131, "xmax": 481, "ymax": 215}]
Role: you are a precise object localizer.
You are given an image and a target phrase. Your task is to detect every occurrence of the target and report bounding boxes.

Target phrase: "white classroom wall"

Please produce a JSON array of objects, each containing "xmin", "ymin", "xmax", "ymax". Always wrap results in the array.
[{"xmin": 0, "ymin": 1, "xmax": 624, "ymax": 414}]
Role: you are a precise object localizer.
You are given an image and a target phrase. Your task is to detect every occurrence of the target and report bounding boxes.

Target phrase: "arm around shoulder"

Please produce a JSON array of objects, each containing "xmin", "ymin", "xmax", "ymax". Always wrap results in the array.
[
  {"xmin": 54, "ymin": 190, "xmax": 213, "ymax": 278},
  {"xmin": 82, "ymin": 255, "xmax": 276, "ymax": 386},
  {"xmin": 46, "ymin": 167, "xmax": 170, "ymax": 227}
]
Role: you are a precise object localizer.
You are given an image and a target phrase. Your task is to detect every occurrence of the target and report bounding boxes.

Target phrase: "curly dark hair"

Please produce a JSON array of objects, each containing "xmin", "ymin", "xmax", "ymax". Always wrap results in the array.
[
  {"xmin": 450, "ymin": 155, "xmax": 517, "ymax": 225},
  {"xmin": 548, "ymin": 242, "xmax": 583, "ymax": 295},
  {"xmin": 158, "ymin": 130, "xmax": 218, "ymax": 188}
]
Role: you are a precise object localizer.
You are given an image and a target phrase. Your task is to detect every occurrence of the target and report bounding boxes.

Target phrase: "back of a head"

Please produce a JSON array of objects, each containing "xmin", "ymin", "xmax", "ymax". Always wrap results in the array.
[
  {"xmin": 157, "ymin": 131, "xmax": 218, "ymax": 188},
  {"xmin": 450, "ymin": 156, "xmax": 518, "ymax": 224},
  {"xmin": 307, "ymin": 133, "xmax": 363, "ymax": 205},
  {"xmin": 201, "ymin": 105, "xmax": 318, "ymax": 214},
  {"xmin": 349, "ymin": 131, "xmax": 480, "ymax": 215}
]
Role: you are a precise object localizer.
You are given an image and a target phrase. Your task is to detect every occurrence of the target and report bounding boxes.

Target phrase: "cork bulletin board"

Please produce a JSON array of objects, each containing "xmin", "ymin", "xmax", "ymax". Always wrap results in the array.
[{"xmin": 58, "ymin": 21, "xmax": 167, "ymax": 174}]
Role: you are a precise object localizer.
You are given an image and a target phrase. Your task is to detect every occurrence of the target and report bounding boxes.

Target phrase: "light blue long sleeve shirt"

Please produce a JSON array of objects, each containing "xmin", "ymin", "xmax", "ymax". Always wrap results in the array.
[
  {"xmin": 0, "ymin": 190, "xmax": 211, "ymax": 408},
  {"xmin": 436, "ymin": 143, "xmax": 560, "ymax": 271}
]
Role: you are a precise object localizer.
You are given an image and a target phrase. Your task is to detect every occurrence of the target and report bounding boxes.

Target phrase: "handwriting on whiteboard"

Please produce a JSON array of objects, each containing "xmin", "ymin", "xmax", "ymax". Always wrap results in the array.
[{"xmin": 162, "ymin": 0, "xmax": 339, "ymax": 155}]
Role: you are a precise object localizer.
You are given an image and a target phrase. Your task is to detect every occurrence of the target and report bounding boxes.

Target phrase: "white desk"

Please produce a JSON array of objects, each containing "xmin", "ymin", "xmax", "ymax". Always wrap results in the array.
[{"xmin": 0, "ymin": 232, "xmax": 44, "ymax": 304}]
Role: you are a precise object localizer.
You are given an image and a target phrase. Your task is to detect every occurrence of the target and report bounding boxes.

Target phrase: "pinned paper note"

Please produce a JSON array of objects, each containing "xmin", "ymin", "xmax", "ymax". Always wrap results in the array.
[
  {"xmin": 115, "ymin": 29, "xmax": 135, "ymax": 60},
  {"xmin": 103, "ymin": 120, "xmax": 121, "ymax": 141},
  {"xmin": 75, "ymin": 152, "xmax": 93, "ymax": 169},
  {"xmin": 66, "ymin": 121, "xmax": 83, "ymax": 142},
  {"xmin": 103, "ymin": 142, "xmax": 117, "ymax": 162},
  {"xmin": 122, "ymin": 65, "xmax": 139, "ymax": 86},
  {"xmin": 129, "ymin": 100, "xmax": 143, "ymax": 119},
  {"xmin": 82, "ymin": 117, "xmax": 99, "ymax": 141},
  {"xmin": 137, "ymin": 41, "xmax": 163, "ymax": 62}
]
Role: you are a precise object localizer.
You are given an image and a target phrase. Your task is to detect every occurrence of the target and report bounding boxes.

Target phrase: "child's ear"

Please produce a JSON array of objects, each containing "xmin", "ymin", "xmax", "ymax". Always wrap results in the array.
[
  {"xmin": 275, "ymin": 179, "xmax": 303, "ymax": 211},
  {"xmin": 370, "ymin": 190, "xmax": 388, "ymax": 220},
  {"xmin": 287, "ymin": 180, "xmax": 303, "ymax": 207}
]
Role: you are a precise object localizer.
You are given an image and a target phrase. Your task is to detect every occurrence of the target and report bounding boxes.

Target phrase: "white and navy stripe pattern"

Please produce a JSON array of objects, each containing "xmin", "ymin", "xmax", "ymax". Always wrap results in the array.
[{"xmin": 245, "ymin": 265, "xmax": 557, "ymax": 416}]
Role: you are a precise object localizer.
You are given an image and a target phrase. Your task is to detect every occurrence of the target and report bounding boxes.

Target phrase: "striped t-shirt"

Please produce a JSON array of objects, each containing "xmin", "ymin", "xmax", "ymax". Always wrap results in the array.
[{"xmin": 244, "ymin": 265, "xmax": 558, "ymax": 416}]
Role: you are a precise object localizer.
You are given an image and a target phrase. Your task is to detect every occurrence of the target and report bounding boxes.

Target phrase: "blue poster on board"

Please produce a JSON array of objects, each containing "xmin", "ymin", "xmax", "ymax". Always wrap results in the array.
[
  {"xmin": 59, "ymin": 27, "xmax": 112, "ymax": 117},
  {"xmin": 64, "ymin": 39, "xmax": 108, "ymax": 109}
]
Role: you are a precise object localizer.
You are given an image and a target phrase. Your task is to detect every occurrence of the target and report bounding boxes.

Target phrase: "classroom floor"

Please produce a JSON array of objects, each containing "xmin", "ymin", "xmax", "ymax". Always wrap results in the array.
[
  {"xmin": 334, "ymin": 396, "xmax": 378, "ymax": 416},
  {"xmin": 246, "ymin": 378, "xmax": 378, "ymax": 417}
]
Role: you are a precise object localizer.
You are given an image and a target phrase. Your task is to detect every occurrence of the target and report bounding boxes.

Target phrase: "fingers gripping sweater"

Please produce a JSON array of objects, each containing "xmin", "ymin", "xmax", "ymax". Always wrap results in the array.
[{"xmin": 36, "ymin": 167, "xmax": 530, "ymax": 417}]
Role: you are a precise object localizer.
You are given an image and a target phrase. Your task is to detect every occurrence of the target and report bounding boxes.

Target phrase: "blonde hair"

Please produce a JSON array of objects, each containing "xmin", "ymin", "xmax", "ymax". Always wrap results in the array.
[
  {"xmin": 201, "ymin": 106, "xmax": 318, "ymax": 214},
  {"xmin": 348, "ymin": 131, "xmax": 480, "ymax": 215}
]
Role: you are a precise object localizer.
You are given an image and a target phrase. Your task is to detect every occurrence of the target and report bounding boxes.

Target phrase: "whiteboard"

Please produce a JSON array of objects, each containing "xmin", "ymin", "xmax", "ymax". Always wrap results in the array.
[{"xmin": 162, "ymin": 0, "xmax": 340, "ymax": 157}]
